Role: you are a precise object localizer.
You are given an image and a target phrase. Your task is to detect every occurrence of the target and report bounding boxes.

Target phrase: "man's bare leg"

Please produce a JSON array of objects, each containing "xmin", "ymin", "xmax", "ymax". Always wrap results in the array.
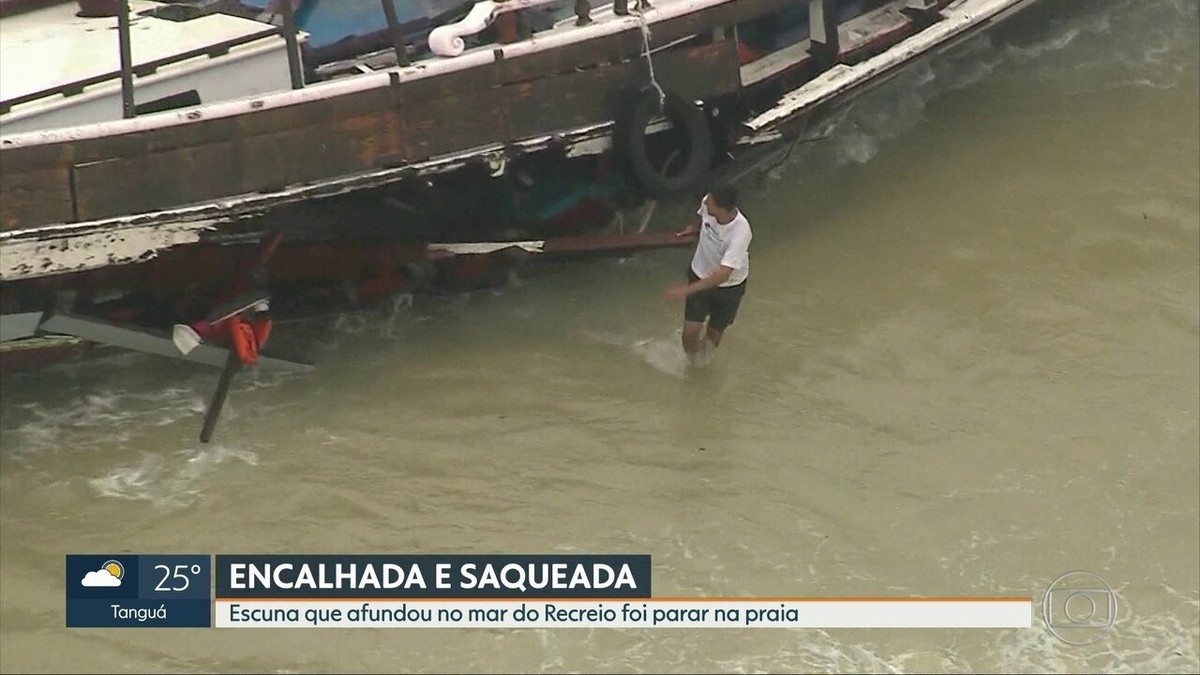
[
  {"xmin": 682, "ymin": 321, "xmax": 705, "ymax": 363},
  {"xmin": 686, "ymin": 325, "xmax": 722, "ymax": 366},
  {"xmin": 706, "ymin": 325, "xmax": 727, "ymax": 350}
]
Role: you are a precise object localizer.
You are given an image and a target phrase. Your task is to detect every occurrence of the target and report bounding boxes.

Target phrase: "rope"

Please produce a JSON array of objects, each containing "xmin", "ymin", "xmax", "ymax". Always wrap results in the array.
[
  {"xmin": 632, "ymin": 5, "xmax": 665, "ymax": 111},
  {"xmin": 764, "ymin": 129, "xmax": 836, "ymax": 174}
]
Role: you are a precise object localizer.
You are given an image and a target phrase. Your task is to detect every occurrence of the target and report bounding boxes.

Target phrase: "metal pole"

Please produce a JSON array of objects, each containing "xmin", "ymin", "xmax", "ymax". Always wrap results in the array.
[
  {"xmin": 574, "ymin": 1, "xmax": 592, "ymax": 26},
  {"xmin": 117, "ymin": 0, "xmax": 135, "ymax": 118},
  {"xmin": 808, "ymin": 0, "xmax": 840, "ymax": 71},
  {"xmin": 380, "ymin": 0, "xmax": 410, "ymax": 66},
  {"xmin": 199, "ymin": 349, "xmax": 241, "ymax": 443},
  {"xmin": 278, "ymin": 0, "xmax": 305, "ymax": 89}
]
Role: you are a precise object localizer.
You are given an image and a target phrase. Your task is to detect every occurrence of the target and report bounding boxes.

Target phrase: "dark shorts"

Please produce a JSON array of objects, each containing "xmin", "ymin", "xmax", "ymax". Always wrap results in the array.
[{"xmin": 684, "ymin": 268, "xmax": 747, "ymax": 331}]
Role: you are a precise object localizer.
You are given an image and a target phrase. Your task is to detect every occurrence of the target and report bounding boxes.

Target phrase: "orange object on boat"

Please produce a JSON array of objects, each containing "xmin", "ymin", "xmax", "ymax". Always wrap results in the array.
[{"xmin": 228, "ymin": 315, "xmax": 272, "ymax": 366}]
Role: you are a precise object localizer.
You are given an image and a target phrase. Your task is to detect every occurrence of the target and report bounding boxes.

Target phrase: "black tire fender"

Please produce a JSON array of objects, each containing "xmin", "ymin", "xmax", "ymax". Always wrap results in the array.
[{"xmin": 613, "ymin": 87, "xmax": 715, "ymax": 198}]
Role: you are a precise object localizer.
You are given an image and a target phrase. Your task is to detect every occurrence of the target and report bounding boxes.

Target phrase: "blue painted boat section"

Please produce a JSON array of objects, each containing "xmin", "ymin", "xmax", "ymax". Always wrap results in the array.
[
  {"xmin": 240, "ymin": 0, "xmax": 884, "ymax": 53},
  {"xmin": 298, "ymin": 1, "xmax": 407, "ymax": 49},
  {"xmin": 240, "ymin": 1, "xmax": 472, "ymax": 49}
]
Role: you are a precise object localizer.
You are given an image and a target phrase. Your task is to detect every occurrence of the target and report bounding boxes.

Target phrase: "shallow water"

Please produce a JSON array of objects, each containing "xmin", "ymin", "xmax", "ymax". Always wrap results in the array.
[{"xmin": 2, "ymin": 0, "xmax": 1198, "ymax": 672}]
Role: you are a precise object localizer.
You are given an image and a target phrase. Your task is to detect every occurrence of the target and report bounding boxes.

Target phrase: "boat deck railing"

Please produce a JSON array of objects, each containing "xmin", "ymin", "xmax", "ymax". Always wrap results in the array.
[
  {"xmin": 0, "ymin": 0, "xmax": 652, "ymax": 121},
  {"xmin": 0, "ymin": 0, "xmax": 310, "ymax": 121},
  {"xmin": 0, "ymin": 26, "xmax": 284, "ymax": 115},
  {"xmin": 0, "ymin": 0, "xmax": 926, "ymax": 135}
]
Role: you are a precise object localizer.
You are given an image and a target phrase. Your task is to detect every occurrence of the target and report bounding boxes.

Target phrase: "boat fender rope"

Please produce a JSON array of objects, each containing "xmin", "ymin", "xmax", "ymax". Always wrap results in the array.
[{"xmin": 633, "ymin": 7, "xmax": 665, "ymax": 111}]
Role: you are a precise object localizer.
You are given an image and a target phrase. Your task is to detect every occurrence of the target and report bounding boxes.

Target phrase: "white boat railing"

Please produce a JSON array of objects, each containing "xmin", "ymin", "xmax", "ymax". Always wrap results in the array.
[{"xmin": 0, "ymin": 26, "xmax": 284, "ymax": 115}]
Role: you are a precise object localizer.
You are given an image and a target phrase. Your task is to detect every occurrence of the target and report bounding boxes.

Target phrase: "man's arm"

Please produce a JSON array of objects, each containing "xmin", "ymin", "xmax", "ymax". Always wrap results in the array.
[
  {"xmin": 665, "ymin": 265, "xmax": 732, "ymax": 301},
  {"xmin": 684, "ymin": 266, "xmax": 732, "ymax": 293},
  {"xmin": 676, "ymin": 215, "xmax": 701, "ymax": 237}
]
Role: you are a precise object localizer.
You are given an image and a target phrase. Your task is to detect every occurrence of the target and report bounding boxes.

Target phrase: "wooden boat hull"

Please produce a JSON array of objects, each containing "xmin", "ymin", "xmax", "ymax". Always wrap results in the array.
[
  {"xmin": 0, "ymin": 0, "xmax": 1051, "ymax": 372},
  {"xmin": 0, "ymin": 0, "xmax": 1045, "ymax": 277}
]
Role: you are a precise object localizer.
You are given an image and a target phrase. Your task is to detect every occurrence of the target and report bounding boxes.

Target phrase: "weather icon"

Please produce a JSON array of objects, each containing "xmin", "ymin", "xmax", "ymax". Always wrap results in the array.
[{"xmin": 81, "ymin": 560, "xmax": 124, "ymax": 588}]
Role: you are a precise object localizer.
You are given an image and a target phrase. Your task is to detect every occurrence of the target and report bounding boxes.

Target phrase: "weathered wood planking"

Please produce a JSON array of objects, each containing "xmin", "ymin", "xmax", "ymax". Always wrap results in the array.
[
  {"xmin": 71, "ymin": 142, "xmax": 240, "ymax": 221},
  {"xmin": 55, "ymin": 40, "xmax": 738, "ymax": 224},
  {"xmin": 494, "ymin": 0, "xmax": 801, "ymax": 83},
  {"xmin": 0, "ymin": 0, "xmax": 797, "ymax": 230},
  {"xmin": 505, "ymin": 39, "xmax": 740, "ymax": 139},
  {"xmin": 650, "ymin": 0, "xmax": 799, "ymax": 46},
  {"xmin": 495, "ymin": 32, "xmax": 644, "ymax": 84},
  {"xmin": 3, "ymin": 0, "xmax": 784, "ymax": 160},
  {"xmin": 839, "ymin": 6, "xmax": 916, "ymax": 65},
  {"xmin": 0, "ymin": 165, "xmax": 74, "ymax": 229}
]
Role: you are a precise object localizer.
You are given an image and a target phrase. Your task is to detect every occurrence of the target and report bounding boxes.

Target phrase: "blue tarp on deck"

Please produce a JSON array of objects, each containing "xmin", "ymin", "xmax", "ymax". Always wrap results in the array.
[{"xmin": 241, "ymin": 1, "xmax": 568, "ymax": 49}]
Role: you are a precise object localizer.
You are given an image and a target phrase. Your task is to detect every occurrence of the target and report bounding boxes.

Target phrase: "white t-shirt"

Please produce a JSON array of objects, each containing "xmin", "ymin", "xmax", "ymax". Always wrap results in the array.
[{"xmin": 690, "ymin": 200, "xmax": 751, "ymax": 287}]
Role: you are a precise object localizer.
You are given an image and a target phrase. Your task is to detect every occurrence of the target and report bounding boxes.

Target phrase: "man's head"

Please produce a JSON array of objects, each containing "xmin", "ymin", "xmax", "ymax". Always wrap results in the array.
[{"xmin": 704, "ymin": 184, "xmax": 739, "ymax": 221}]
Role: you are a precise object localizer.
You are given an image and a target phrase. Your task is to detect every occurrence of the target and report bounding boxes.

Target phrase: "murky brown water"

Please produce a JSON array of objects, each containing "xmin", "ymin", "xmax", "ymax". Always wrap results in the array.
[{"xmin": 2, "ymin": 0, "xmax": 1197, "ymax": 672}]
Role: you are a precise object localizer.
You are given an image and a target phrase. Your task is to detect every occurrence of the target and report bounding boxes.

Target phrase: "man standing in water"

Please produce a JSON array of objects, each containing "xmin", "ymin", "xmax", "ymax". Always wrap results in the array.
[{"xmin": 665, "ymin": 184, "xmax": 752, "ymax": 364}]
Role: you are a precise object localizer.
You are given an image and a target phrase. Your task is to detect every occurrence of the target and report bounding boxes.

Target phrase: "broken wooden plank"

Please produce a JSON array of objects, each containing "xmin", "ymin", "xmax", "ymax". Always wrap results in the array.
[
  {"xmin": 428, "ymin": 241, "xmax": 545, "ymax": 255},
  {"xmin": 744, "ymin": 0, "xmax": 1029, "ymax": 134},
  {"xmin": 427, "ymin": 230, "xmax": 696, "ymax": 257},
  {"xmin": 0, "ymin": 311, "xmax": 42, "ymax": 342},
  {"xmin": 39, "ymin": 312, "xmax": 312, "ymax": 372},
  {"xmin": 542, "ymin": 229, "xmax": 696, "ymax": 254}
]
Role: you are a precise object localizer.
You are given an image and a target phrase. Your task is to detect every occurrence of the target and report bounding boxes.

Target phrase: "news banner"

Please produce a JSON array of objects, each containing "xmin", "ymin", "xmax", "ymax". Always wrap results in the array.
[{"xmin": 65, "ymin": 554, "xmax": 1042, "ymax": 631}]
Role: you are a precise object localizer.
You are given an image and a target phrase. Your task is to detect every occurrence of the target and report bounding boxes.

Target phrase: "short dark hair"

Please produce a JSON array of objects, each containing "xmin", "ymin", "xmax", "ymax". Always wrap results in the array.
[{"xmin": 708, "ymin": 184, "xmax": 738, "ymax": 211}]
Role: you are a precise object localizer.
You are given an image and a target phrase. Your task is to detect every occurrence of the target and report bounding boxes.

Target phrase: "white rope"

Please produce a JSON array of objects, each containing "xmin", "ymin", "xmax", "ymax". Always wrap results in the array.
[
  {"xmin": 633, "ymin": 6, "xmax": 666, "ymax": 110},
  {"xmin": 636, "ymin": 199, "xmax": 657, "ymax": 233}
]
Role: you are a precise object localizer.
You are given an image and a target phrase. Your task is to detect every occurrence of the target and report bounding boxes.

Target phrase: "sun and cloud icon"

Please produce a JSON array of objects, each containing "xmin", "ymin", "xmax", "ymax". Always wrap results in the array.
[{"xmin": 81, "ymin": 560, "xmax": 125, "ymax": 588}]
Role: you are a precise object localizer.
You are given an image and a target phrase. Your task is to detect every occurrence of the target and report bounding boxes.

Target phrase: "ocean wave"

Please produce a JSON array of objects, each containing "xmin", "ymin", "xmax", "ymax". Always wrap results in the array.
[{"xmin": 88, "ymin": 445, "xmax": 259, "ymax": 508}]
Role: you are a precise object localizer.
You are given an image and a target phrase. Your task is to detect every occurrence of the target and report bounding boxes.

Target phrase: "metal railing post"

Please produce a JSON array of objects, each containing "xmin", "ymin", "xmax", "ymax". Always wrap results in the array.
[
  {"xmin": 117, "ymin": 0, "xmax": 136, "ymax": 118},
  {"xmin": 808, "ymin": 0, "xmax": 840, "ymax": 71},
  {"xmin": 279, "ymin": 0, "xmax": 305, "ymax": 89},
  {"xmin": 380, "ymin": 0, "xmax": 411, "ymax": 66}
]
